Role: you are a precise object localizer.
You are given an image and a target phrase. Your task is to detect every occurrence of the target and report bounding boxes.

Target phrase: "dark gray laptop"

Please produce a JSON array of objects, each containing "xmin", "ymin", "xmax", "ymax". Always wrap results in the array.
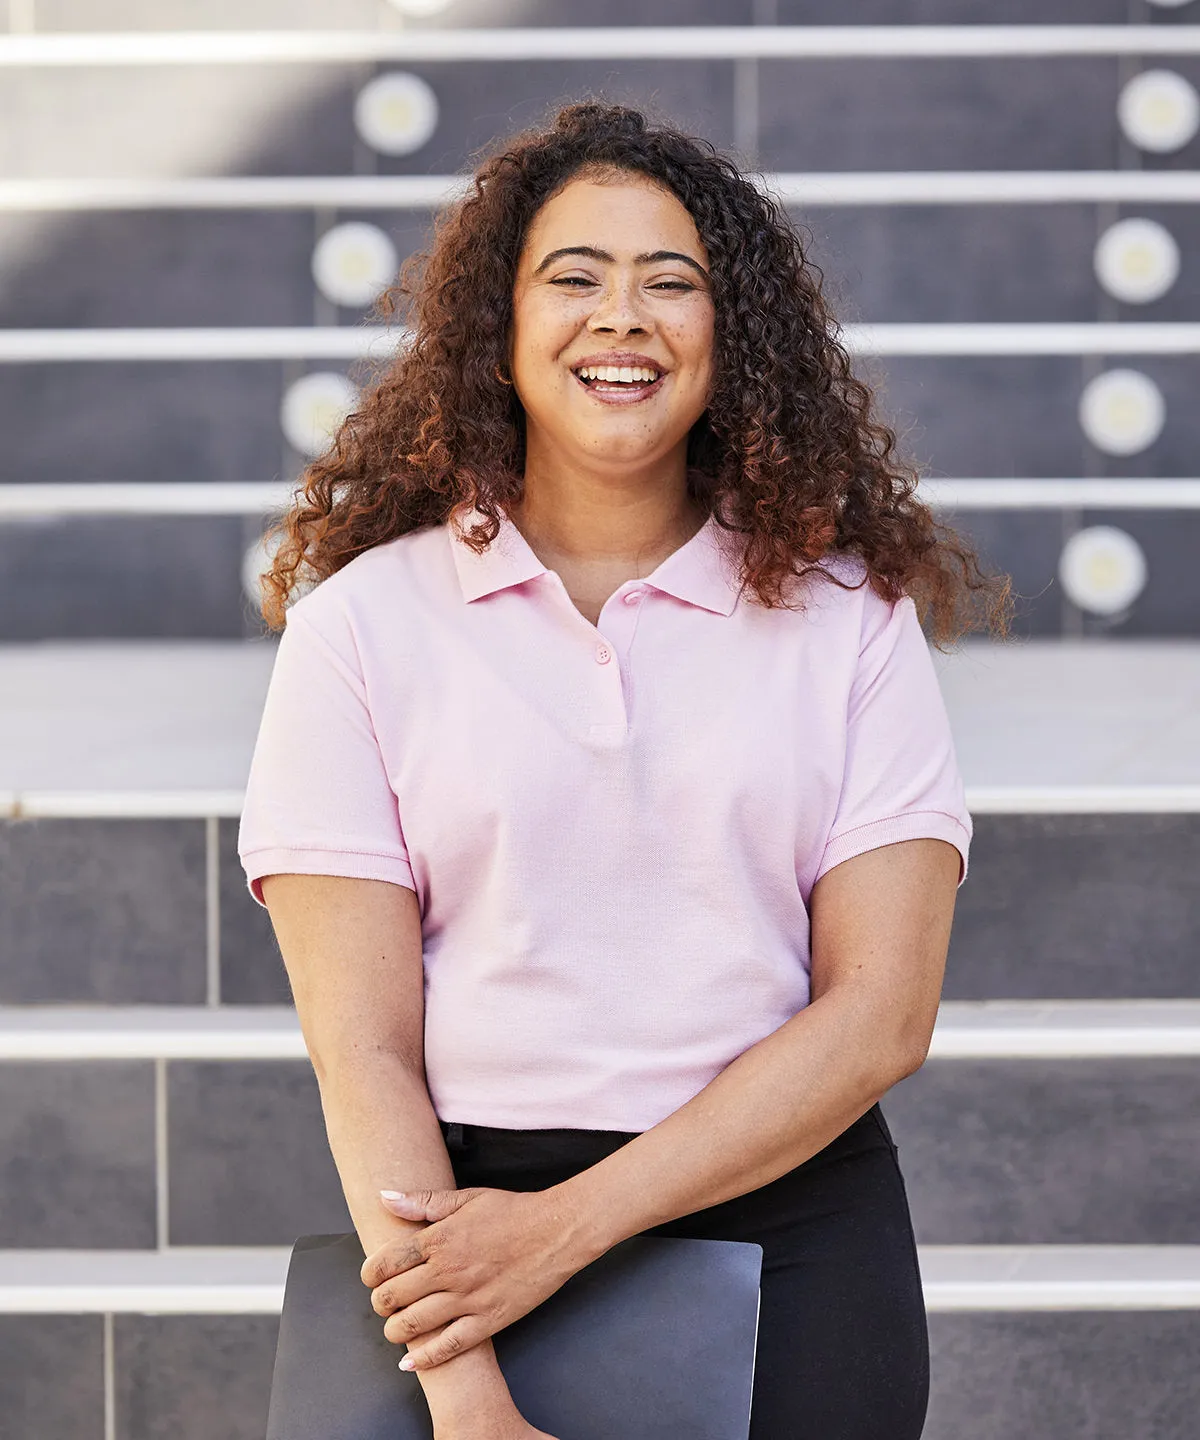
[{"xmin": 266, "ymin": 1230, "xmax": 762, "ymax": 1439}]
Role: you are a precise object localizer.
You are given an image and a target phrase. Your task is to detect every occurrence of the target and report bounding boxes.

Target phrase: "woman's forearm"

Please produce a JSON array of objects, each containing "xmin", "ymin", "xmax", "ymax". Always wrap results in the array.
[
  {"xmin": 316, "ymin": 1055, "xmax": 523, "ymax": 1431},
  {"xmin": 555, "ymin": 983, "xmax": 923, "ymax": 1266}
]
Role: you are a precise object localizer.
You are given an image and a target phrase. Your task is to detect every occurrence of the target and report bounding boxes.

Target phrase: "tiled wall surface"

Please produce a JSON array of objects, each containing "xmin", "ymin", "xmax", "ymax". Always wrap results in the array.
[
  {"xmin": 5, "ymin": 1049, "xmax": 1200, "ymax": 1251},
  {"xmin": 5, "ymin": 1307, "xmax": 1200, "ymax": 1440},
  {"xmin": 0, "ymin": 11, "xmax": 1197, "ymax": 638},
  {"xmin": 6, "ymin": 813, "xmax": 1198, "ymax": 1005}
]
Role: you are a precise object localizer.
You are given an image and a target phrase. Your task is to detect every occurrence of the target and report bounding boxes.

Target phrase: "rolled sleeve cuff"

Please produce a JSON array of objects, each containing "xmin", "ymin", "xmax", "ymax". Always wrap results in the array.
[
  {"xmin": 815, "ymin": 810, "xmax": 971, "ymax": 890},
  {"xmin": 241, "ymin": 846, "xmax": 417, "ymax": 908}
]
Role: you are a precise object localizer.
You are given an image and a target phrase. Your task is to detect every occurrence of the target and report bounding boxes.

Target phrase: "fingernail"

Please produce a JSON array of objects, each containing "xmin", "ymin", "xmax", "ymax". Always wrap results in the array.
[
  {"xmin": 398, "ymin": 1355, "xmax": 416, "ymax": 1371},
  {"xmin": 380, "ymin": 1191, "xmax": 407, "ymax": 1201}
]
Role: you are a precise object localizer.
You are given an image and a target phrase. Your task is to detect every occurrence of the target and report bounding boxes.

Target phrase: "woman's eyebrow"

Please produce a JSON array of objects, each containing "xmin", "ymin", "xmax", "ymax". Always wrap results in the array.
[{"xmin": 532, "ymin": 245, "xmax": 709, "ymax": 278}]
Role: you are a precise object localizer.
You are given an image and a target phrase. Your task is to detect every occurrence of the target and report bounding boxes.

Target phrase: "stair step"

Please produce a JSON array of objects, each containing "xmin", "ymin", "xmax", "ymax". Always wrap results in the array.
[{"xmin": 2, "ymin": 1245, "xmax": 1199, "ymax": 1315}]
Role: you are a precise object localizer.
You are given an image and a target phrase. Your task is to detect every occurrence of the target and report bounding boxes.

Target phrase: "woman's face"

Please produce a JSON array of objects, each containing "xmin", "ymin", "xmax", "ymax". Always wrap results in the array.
[{"xmin": 509, "ymin": 172, "xmax": 715, "ymax": 474}]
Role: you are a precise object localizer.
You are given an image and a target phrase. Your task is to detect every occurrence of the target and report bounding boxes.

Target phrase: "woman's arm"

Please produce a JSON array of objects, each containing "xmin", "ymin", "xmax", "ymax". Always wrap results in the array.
[
  {"xmin": 557, "ymin": 835, "xmax": 961, "ymax": 1241},
  {"xmin": 259, "ymin": 872, "xmax": 532, "ymax": 1437},
  {"xmin": 374, "ymin": 835, "xmax": 961, "ymax": 1370}
]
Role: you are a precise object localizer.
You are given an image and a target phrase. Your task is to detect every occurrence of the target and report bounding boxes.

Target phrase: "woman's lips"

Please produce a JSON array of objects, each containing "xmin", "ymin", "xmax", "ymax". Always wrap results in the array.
[{"xmin": 572, "ymin": 370, "xmax": 667, "ymax": 405}]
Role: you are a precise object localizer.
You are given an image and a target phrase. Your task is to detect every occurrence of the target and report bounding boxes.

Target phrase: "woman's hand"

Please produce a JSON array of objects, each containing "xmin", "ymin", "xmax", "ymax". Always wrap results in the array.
[{"xmin": 361, "ymin": 1184, "xmax": 596, "ymax": 1371}]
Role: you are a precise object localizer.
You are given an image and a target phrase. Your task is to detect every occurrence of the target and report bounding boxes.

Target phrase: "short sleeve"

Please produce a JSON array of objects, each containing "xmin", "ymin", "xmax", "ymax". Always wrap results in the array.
[
  {"xmin": 815, "ymin": 588, "xmax": 972, "ymax": 890},
  {"xmin": 237, "ymin": 604, "xmax": 416, "ymax": 908}
]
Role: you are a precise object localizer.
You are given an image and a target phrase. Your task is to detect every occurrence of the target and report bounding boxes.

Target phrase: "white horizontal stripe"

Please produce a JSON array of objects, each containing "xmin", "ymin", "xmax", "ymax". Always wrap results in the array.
[
  {"xmin": 3, "ymin": 323, "xmax": 1200, "ymax": 363},
  {"xmin": 965, "ymin": 785, "xmax": 1200, "ymax": 813},
  {"xmin": 0, "ymin": 1248, "xmax": 292, "ymax": 1315},
  {"xmin": 921, "ymin": 479, "xmax": 1200, "ymax": 510},
  {"xmin": 3, "ymin": 479, "xmax": 1199, "ymax": 519},
  {"xmin": 2, "ymin": 1001, "xmax": 1198, "ymax": 1061},
  {"xmin": 0, "ymin": 482, "xmax": 300, "ymax": 515},
  {"xmin": 0, "ymin": 1007, "xmax": 307, "ymax": 1061},
  {"xmin": 928, "ymin": 1000, "xmax": 1200, "ymax": 1059},
  {"xmin": 4, "ymin": 172, "xmax": 1200, "ymax": 211},
  {"xmin": 920, "ymin": 1245, "xmax": 1200, "ymax": 1311},
  {"xmin": 0, "ymin": 27, "xmax": 1198, "ymax": 67},
  {"xmin": 4, "ymin": 784, "xmax": 1199, "ymax": 820},
  {"xmin": 0, "ymin": 789, "xmax": 246, "ymax": 818},
  {"xmin": 1, "ymin": 1245, "xmax": 1198, "ymax": 1314},
  {"xmin": 0, "ymin": 327, "xmax": 397, "ymax": 362}
]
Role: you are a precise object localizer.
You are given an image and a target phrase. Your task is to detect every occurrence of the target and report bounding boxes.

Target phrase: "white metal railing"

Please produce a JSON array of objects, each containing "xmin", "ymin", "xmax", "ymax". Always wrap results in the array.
[
  {"xmin": 0, "ymin": 27, "xmax": 1198, "ymax": 66},
  {"xmin": 2, "ymin": 322, "xmax": 1200, "ymax": 363},
  {"xmin": 3, "ymin": 785, "xmax": 1198, "ymax": 821},
  {"xmin": 3, "ymin": 172, "xmax": 1199, "ymax": 211},
  {"xmin": 2, "ymin": 479, "xmax": 1200, "ymax": 519}
]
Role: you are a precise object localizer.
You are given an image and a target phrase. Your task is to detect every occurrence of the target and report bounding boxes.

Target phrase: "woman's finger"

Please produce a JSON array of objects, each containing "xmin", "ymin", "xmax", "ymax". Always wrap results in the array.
[
  {"xmin": 383, "ymin": 1293, "xmax": 462, "ymax": 1346},
  {"xmin": 398, "ymin": 1314, "xmax": 490, "ymax": 1372},
  {"xmin": 369, "ymin": 1263, "xmax": 442, "ymax": 1318},
  {"xmin": 360, "ymin": 1235, "xmax": 425, "ymax": 1289}
]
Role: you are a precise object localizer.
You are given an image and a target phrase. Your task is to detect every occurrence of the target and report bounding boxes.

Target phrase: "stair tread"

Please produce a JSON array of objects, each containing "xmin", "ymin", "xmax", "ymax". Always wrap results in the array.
[{"xmin": 2, "ymin": 639, "xmax": 1199, "ymax": 797}]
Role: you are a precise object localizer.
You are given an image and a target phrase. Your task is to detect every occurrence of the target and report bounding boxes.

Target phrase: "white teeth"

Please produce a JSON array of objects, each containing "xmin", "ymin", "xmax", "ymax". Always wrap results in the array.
[{"xmin": 576, "ymin": 364, "xmax": 661, "ymax": 383}]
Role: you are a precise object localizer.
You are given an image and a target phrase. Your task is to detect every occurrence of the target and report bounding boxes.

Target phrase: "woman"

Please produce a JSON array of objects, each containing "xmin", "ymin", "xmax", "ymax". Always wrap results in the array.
[{"xmin": 239, "ymin": 102, "xmax": 1010, "ymax": 1440}]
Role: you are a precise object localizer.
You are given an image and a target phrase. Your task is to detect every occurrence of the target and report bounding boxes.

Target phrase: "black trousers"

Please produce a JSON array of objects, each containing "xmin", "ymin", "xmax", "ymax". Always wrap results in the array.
[{"xmin": 440, "ymin": 1102, "xmax": 929, "ymax": 1440}]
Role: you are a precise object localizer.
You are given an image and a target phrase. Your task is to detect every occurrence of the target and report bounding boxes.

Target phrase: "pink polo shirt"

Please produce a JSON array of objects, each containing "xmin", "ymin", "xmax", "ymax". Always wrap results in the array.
[{"xmin": 238, "ymin": 505, "xmax": 971, "ymax": 1132}]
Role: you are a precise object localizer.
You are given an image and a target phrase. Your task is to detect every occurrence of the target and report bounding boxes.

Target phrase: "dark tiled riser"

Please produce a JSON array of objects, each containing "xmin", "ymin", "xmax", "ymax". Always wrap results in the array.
[
  {"xmin": 13, "ymin": 53, "xmax": 1200, "ymax": 184},
  {"xmin": 3, "ymin": 813, "xmax": 1197, "ymax": 1005},
  {"xmin": 2, "ymin": 1056, "xmax": 1199, "ymax": 1248},
  {"xmin": 2, "ymin": 1309, "xmax": 1198, "ymax": 1440},
  {"xmin": 6, "ymin": 205, "xmax": 1200, "ymax": 330},
  {"xmin": 3, "ymin": 359, "xmax": 1200, "ymax": 490},
  {"xmin": 3, "ymin": 506, "xmax": 1200, "ymax": 641}
]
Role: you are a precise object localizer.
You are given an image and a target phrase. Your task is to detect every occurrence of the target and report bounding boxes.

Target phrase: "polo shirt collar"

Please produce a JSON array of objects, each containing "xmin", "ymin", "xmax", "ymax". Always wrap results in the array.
[{"xmin": 448, "ymin": 502, "xmax": 742, "ymax": 616}]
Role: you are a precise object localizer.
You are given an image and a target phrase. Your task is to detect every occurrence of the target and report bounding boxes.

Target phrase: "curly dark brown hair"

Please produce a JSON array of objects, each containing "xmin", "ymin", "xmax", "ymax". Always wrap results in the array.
[{"xmin": 259, "ymin": 101, "xmax": 1012, "ymax": 647}]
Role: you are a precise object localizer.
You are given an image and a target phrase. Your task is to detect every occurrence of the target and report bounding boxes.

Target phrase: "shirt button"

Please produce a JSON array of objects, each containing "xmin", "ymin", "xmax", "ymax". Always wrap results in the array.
[
  {"xmin": 622, "ymin": 588, "xmax": 643, "ymax": 605},
  {"xmin": 595, "ymin": 643, "xmax": 612, "ymax": 664}
]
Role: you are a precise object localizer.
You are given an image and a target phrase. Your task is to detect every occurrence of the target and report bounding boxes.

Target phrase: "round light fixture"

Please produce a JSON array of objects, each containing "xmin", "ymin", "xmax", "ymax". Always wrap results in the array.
[
  {"xmin": 1058, "ymin": 526, "xmax": 1147, "ymax": 617},
  {"xmin": 242, "ymin": 528, "xmax": 281, "ymax": 611},
  {"xmin": 242, "ymin": 526, "xmax": 319, "ymax": 613},
  {"xmin": 1078, "ymin": 368, "xmax": 1165, "ymax": 455},
  {"xmin": 1117, "ymin": 69, "xmax": 1200, "ymax": 153},
  {"xmin": 1093, "ymin": 217, "xmax": 1180, "ymax": 304},
  {"xmin": 312, "ymin": 222, "xmax": 398, "ymax": 308},
  {"xmin": 280, "ymin": 371, "xmax": 359, "ymax": 458},
  {"xmin": 354, "ymin": 72, "xmax": 439, "ymax": 157}
]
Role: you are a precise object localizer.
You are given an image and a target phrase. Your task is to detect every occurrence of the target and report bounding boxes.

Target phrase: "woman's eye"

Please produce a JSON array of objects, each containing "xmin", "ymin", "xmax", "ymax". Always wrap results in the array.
[
  {"xmin": 550, "ymin": 276, "xmax": 595, "ymax": 287},
  {"xmin": 650, "ymin": 281, "xmax": 693, "ymax": 292}
]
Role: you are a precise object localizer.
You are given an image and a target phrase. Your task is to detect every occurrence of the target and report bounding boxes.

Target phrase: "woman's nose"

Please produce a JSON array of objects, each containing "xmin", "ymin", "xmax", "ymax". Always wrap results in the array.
[{"xmin": 586, "ymin": 283, "xmax": 651, "ymax": 335}]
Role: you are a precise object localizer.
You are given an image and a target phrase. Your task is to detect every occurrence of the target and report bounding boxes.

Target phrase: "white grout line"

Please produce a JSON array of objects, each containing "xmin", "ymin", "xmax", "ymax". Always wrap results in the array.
[
  {"xmin": 205, "ymin": 816, "xmax": 221, "ymax": 1008},
  {"xmin": 102, "ymin": 1310, "xmax": 115, "ymax": 1440},
  {"xmin": 3, "ymin": 322, "xmax": 1200, "ymax": 363},
  {"xmin": 3, "ymin": 172, "xmax": 1200, "ymax": 210},
  {"xmin": 154, "ymin": 1058, "xmax": 169, "ymax": 1252},
  {"xmin": 3, "ymin": 1245, "xmax": 1200, "ymax": 1313},
  {"xmin": 4, "ymin": 784, "xmax": 1199, "ymax": 822},
  {"xmin": 3, "ymin": 1001, "xmax": 1199, "ymax": 1061},
  {"xmin": 3, "ymin": 478, "xmax": 1200, "ymax": 518},
  {"xmin": 0, "ymin": 26, "xmax": 1198, "ymax": 65}
]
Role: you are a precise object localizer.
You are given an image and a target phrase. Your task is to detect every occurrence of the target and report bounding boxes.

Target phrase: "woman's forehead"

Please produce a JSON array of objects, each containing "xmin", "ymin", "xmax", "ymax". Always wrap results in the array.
[{"xmin": 522, "ymin": 176, "xmax": 705, "ymax": 263}]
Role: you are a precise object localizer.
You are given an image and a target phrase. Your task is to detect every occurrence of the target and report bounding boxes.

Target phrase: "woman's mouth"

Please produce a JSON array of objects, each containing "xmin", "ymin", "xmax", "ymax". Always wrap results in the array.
[{"xmin": 571, "ymin": 363, "xmax": 666, "ymax": 405}]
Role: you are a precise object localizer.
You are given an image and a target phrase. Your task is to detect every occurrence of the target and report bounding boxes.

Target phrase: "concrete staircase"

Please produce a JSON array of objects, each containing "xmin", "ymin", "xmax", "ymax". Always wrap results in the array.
[{"xmin": 2, "ymin": 3, "xmax": 1199, "ymax": 1438}]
